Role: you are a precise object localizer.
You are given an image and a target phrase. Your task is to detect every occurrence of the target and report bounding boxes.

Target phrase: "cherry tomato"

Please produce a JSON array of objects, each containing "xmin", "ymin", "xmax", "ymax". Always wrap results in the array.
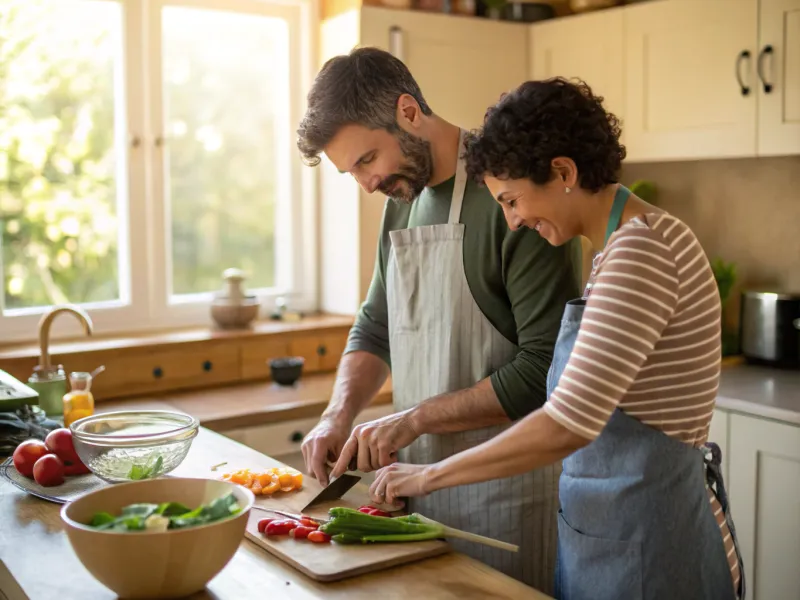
[
  {"xmin": 290, "ymin": 525, "xmax": 316, "ymax": 539},
  {"xmin": 368, "ymin": 509, "xmax": 392, "ymax": 518},
  {"xmin": 307, "ymin": 531, "xmax": 331, "ymax": 543},
  {"xmin": 265, "ymin": 519, "xmax": 300, "ymax": 536},
  {"xmin": 299, "ymin": 517, "xmax": 319, "ymax": 529},
  {"xmin": 358, "ymin": 507, "xmax": 373, "ymax": 514},
  {"xmin": 257, "ymin": 518, "xmax": 275, "ymax": 533}
]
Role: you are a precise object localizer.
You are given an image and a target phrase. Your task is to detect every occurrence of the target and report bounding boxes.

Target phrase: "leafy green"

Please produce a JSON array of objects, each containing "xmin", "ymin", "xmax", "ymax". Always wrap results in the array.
[
  {"xmin": 128, "ymin": 455, "xmax": 164, "ymax": 481},
  {"xmin": 88, "ymin": 493, "xmax": 241, "ymax": 533}
]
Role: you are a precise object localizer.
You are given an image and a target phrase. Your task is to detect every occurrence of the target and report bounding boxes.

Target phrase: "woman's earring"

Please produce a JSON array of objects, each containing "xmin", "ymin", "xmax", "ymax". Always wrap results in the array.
[{"xmin": 565, "ymin": 186, "xmax": 572, "ymax": 194}]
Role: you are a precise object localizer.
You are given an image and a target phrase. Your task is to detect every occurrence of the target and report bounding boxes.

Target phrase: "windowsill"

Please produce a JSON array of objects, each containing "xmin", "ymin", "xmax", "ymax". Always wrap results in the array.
[{"xmin": 0, "ymin": 312, "xmax": 354, "ymax": 361}]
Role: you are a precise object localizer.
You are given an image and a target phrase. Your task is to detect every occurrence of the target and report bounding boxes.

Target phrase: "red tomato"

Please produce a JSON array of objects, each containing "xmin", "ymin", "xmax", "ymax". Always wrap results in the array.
[
  {"xmin": 307, "ymin": 531, "xmax": 331, "ymax": 543},
  {"xmin": 290, "ymin": 525, "xmax": 315, "ymax": 539},
  {"xmin": 358, "ymin": 507, "xmax": 373, "ymax": 515},
  {"xmin": 257, "ymin": 518, "xmax": 275, "ymax": 533},
  {"xmin": 32, "ymin": 454, "xmax": 65, "ymax": 487},
  {"xmin": 299, "ymin": 517, "xmax": 319, "ymax": 529},
  {"xmin": 265, "ymin": 519, "xmax": 300, "ymax": 536},
  {"xmin": 12, "ymin": 440, "xmax": 50, "ymax": 478}
]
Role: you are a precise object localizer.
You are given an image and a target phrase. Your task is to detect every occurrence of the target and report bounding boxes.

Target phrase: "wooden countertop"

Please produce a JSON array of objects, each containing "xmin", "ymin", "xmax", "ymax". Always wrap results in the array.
[
  {"xmin": 0, "ymin": 427, "xmax": 550, "ymax": 600},
  {"xmin": 96, "ymin": 373, "xmax": 394, "ymax": 431}
]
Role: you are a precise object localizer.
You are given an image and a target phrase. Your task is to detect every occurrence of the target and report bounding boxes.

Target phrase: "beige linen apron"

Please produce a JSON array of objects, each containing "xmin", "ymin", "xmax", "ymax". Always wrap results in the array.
[{"xmin": 385, "ymin": 130, "xmax": 560, "ymax": 593}]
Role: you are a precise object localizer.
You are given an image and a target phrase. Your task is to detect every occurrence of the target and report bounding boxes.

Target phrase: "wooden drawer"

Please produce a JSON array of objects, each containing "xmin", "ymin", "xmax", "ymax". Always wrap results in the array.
[
  {"xmin": 220, "ymin": 402, "xmax": 394, "ymax": 459},
  {"xmin": 240, "ymin": 329, "xmax": 348, "ymax": 380},
  {"xmin": 88, "ymin": 342, "xmax": 240, "ymax": 400}
]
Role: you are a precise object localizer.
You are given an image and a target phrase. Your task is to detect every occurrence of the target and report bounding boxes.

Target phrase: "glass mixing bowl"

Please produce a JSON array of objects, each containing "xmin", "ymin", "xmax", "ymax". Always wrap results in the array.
[{"xmin": 70, "ymin": 410, "xmax": 199, "ymax": 483}]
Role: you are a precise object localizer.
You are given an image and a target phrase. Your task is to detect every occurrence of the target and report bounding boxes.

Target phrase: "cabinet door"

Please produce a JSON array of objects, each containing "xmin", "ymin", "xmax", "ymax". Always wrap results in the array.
[
  {"xmin": 360, "ymin": 7, "xmax": 528, "ymax": 130},
  {"xmin": 624, "ymin": 0, "xmax": 758, "ymax": 161},
  {"xmin": 529, "ymin": 10, "xmax": 624, "ymax": 129},
  {"xmin": 729, "ymin": 413, "xmax": 800, "ymax": 599},
  {"xmin": 707, "ymin": 408, "xmax": 730, "ymax": 483},
  {"xmin": 757, "ymin": 0, "xmax": 800, "ymax": 155}
]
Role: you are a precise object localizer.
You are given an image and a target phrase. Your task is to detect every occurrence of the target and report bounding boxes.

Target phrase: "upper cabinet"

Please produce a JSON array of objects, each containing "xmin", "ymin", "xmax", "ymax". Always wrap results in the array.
[
  {"xmin": 359, "ymin": 7, "xmax": 528, "ymax": 130},
  {"xmin": 623, "ymin": 0, "xmax": 800, "ymax": 161},
  {"xmin": 758, "ymin": 0, "xmax": 800, "ymax": 156},
  {"xmin": 623, "ymin": 0, "xmax": 759, "ymax": 161},
  {"xmin": 529, "ymin": 9, "xmax": 625, "ymax": 133}
]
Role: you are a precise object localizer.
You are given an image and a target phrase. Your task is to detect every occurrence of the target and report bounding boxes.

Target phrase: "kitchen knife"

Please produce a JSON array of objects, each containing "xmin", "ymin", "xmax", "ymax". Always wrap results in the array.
[
  {"xmin": 301, "ymin": 473, "xmax": 361, "ymax": 511},
  {"xmin": 252, "ymin": 507, "xmax": 328, "ymax": 524}
]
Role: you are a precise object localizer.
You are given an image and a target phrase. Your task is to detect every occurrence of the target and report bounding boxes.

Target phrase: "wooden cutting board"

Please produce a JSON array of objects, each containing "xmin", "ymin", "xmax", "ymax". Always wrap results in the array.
[{"xmin": 243, "ymin": 479, "xmax": 450, "ymax": 582}]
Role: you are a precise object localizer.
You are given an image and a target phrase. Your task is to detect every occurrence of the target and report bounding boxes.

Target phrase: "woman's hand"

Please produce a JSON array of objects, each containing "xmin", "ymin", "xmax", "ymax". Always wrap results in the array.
[{"xmin": 369, "ymin": 462, "xmax": 433, "ymax": 505}]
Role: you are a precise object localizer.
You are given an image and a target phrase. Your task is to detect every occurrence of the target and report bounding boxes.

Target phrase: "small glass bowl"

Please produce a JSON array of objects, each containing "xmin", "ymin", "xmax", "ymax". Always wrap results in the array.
[{"xmin": 70, "ymin": 410, "xmax": 199, "ymax": 484}]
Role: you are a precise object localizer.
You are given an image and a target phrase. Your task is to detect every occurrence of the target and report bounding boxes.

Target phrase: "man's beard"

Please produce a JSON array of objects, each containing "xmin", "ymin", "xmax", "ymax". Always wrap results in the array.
[{"xmin": 378, "ymin": 129, "xmax": 433, "ymax": 204}]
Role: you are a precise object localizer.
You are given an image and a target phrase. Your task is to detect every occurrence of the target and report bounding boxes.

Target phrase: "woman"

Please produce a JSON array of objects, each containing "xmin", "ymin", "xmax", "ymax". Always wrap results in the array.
[{"xmin": 368, "ymin": 78, "xmax": 745, "ymax": 600}]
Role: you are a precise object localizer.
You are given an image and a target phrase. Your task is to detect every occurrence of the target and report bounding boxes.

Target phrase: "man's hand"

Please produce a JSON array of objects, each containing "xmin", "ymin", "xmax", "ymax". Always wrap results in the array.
[
  {"xmin": 301, "ymin": 416, "xmax": 351, "ymax": 487},
  {"xmin": 330, "ymin": 410, "xmax": 420, "ymax": 478},
  {"xmin": 369, "ymin": 463, "xmax": 431, "ymax": 505}
]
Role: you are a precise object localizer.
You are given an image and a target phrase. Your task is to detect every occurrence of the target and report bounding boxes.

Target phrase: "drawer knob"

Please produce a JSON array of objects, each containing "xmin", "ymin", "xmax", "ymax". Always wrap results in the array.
[
  {"xmin": 202, "ymin": 360, "xmax": 213, "ymax": 372},
  {"xmin": 153, "ymin": 367, "xmax": 163, "ymax": 379},
  {"xmin": 317, "ymin": 344, "xmax": 327, "ymax": 357},
  {"xmin": 290, "ymin": 431, "xmax": 304, "ymax": 443}
]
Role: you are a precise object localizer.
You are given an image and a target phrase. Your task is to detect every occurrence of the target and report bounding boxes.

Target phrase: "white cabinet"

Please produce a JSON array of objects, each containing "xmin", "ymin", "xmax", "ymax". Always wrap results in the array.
[
  {"xmin": 757, "ymin": 0, "xmax": 800, "ymax": 155},
  {"xmin": 728, "ymin": 413, "xmax": 800, "ymax": 600},
  {"xmin": 529, "ymin": 9, "xmax": 625, "ymax": 130},
  {"xmin": 623, "ymin": 0, "xmax": 759, "ymax": 161},
  {"xmin": 708, "ymin": 408, "xmax": 731, "ymax": 483},
  {"xmin": 623, "ymin": 0, "xmax": 800, "ymax": 161}
]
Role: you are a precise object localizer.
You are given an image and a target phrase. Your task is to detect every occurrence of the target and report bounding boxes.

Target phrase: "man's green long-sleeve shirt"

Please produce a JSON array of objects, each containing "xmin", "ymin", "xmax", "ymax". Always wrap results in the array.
[{"xmin": 345, "ymin": 176, "xmax": 581, "ymax": 420}]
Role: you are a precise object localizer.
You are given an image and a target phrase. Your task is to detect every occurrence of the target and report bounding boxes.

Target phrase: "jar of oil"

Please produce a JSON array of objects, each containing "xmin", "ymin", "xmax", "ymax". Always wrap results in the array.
[{"xmin": 63, "ymin": 370, "xmax": 100, "ymax": 427}]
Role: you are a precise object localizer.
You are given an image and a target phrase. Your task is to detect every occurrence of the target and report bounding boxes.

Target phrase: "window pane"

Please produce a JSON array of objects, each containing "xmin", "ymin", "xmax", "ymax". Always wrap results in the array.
[
  {"xmin": 0, "ymin": 0, "xmax": 124, "ymax": 311},
  {"xmin": 162, "ymin": 6, "xmax": 288, "ymax": 296}
]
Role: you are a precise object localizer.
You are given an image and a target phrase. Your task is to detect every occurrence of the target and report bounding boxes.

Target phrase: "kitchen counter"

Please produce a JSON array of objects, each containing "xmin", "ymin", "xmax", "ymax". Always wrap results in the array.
[
  {"xmin": 96, "ymin": 373, "xmax": 394, "ymax": 431},
  {"xmin": 718, "ymin": 363, "xmax": 800, "ymax": 426},
  {"xmin": 0, "ymin": 427, "xmax": 548, "ymax": 600}
]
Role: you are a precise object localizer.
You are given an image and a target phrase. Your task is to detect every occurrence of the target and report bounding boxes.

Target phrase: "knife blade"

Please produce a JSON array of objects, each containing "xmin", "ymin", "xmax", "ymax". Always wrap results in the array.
[
  {"xmin": 301, "ymin": 473, "xmax": 361, "ymax": 511},
  {"xmin": 251, "ymin": 506, "xmax": 329, "ymax": 524}
]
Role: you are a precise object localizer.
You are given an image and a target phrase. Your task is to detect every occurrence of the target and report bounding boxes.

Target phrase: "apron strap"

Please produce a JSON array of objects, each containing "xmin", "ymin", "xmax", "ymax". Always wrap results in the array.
[
  {"xmin": 603, "ymin": 184, "xmax": 630, "ymax": 246},
  {"xmin": 447, "ymin": 129, "xmax": 469, "ymax": 224}
]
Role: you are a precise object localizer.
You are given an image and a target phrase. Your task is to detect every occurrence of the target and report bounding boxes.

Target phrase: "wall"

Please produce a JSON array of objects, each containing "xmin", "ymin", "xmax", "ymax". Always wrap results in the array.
[{"xmin": 622, "ymin": 155, "xmax": 800, "ymax": 327}]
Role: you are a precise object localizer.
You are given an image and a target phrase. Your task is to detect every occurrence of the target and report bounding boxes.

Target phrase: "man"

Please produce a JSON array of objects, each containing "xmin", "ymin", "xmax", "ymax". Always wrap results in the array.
[{"xmin": 296, "ymin": 47, "xmax": 578, "ymax": 594}]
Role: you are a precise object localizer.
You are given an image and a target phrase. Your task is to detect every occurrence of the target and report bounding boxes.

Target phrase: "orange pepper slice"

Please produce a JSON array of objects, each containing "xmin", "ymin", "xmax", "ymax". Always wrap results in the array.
[
  {"xmin": 292, "ymin": 472, "xmax": 303, "ymax": 489},
  {"xmin": 250, "ymin": 478, "xmax": 263, "ymax": 496},
  {"xmin": 261, "ymin": 475, "xmax": 281, "ymax": 495}
]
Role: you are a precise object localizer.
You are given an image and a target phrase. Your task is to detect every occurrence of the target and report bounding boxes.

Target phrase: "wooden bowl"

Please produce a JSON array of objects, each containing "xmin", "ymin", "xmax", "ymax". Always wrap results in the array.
[{"xmin": 61, "ymin": 477, "xmax": 254, "ymax": 599}]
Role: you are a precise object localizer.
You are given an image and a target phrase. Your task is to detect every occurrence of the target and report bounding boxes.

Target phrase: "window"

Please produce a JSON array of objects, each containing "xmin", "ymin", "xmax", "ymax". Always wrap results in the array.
[{"xmin": 0, "ymin": 0, "xmax": 316, "ymax": 342}]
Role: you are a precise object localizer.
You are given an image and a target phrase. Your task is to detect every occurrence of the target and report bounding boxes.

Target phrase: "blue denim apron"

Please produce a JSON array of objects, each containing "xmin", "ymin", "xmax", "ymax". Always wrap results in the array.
[{"xmin": 547, "ymin": 186, "xmax": 746, "ymax": 600}]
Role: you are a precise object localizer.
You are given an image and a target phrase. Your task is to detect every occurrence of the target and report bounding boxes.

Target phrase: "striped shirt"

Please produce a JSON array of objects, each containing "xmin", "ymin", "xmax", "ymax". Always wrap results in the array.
[{"xmin": 544, "ymin": 212, "xmax": 739, "ymax": 594}]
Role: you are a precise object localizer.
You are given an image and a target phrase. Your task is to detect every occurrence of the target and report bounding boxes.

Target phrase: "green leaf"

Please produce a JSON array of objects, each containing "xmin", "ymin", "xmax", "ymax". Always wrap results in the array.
[
  {"xmin": 127, "ymin": 454, "xmax": 164, "ymax": 480},
  {"xmin": 89, "ymin": 512, "xmax": 116, "ymax": 527},
  {"xmin": 156, "ymin": 502, "xmax": 191, "ymax": 517},
  {"xmin": 121, "ymin": 503, "xmax": 159, "ymax": 519}
]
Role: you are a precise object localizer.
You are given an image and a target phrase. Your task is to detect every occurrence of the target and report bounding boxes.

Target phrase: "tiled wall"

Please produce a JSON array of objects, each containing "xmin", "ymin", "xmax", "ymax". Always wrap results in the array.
[{"xmin": 622, "ymin": 156, "xmax": 800, "ymax": 328}]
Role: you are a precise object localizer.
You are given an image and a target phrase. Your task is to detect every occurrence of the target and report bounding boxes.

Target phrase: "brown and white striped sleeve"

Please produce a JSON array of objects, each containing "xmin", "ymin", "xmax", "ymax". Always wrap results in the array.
[{"xmin": 544, "ymin": 225, "xmax": 680, "ymax": 440}]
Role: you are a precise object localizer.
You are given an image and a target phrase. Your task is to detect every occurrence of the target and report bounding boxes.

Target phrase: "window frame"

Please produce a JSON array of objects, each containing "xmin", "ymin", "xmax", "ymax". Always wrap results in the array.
[{"xmin": 0, "ymin": 0, "xmax": 318, "ymax": 344}]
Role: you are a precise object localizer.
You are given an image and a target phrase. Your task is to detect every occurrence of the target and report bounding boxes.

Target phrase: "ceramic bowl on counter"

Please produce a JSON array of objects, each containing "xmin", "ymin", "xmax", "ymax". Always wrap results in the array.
[
  {"xmin": 61, "ymin": 477, "xmax": 254, "ymax": 599},
  {"xmin": 70, "ymin": 410, "xmax": 199, "ymax": 483}
]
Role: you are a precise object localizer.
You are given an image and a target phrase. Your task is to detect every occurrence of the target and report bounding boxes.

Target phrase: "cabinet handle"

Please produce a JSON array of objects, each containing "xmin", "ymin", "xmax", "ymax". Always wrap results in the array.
[
  {"xmin": 389, "ymin": 25, "xmax": 404, "ymax": 62},
  {"xmin": 202, "ymin": 360, "xmax": 213, "ymax": 372},
  {"xmin": 757, "ymin": 45, "xmax": 774, "ymax": 94},
  {"xmin": 290, "ymin": 431, "xmax": 304, "ymax": 443},
  {"xmin": 735, "ymin": 50, "xmax": 751, "ymax": 96},
  {"xmin": 153, "ymin": 367, "xmax": 163, "ymax": 379},
  {"xmin": 317, "ymin": 344, "xmax": 327, "ymax": 357}
]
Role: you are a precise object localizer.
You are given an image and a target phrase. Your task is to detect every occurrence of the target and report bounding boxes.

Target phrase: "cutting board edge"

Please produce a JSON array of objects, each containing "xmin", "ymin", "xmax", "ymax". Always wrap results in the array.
[{"xmin": 244, "ymin": 530, "xmax": 452, "ymax": 582}]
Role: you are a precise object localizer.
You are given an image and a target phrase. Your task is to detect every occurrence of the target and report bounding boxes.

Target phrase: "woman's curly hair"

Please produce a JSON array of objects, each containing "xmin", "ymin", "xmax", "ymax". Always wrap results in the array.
[{"xmin": 463, "ymin": 78, "xmax": 626, "ymax": 193}]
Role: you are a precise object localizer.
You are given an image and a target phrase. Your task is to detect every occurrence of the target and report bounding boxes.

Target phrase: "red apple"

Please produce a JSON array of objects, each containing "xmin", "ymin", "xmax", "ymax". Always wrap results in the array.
[
  {"xmin": 12, "ymin": 440, "xmax": 51, "ymax": 478},
  {"xmin": 33, "ymin": 454, "xmax": 65, "ymax": 487},
  {"xmin": 45, "ymin": 428, "xmax": 81, "ymax": 464}
]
